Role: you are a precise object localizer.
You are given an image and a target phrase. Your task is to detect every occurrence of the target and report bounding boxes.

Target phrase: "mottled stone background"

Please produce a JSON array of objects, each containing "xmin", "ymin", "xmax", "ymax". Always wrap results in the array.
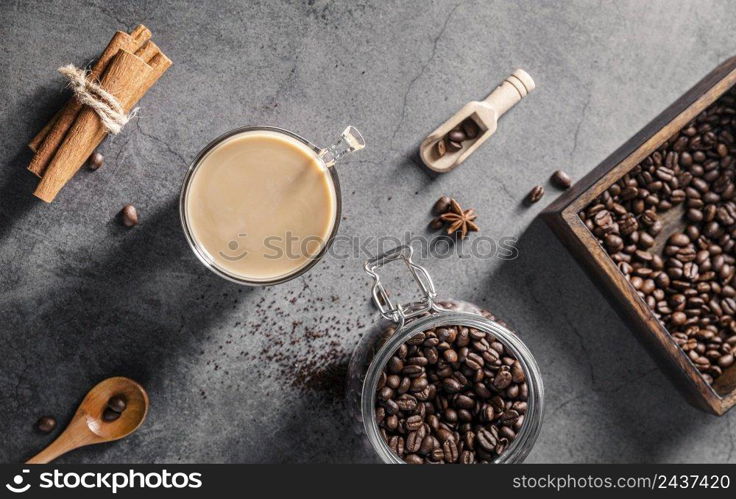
[{"xmin": 1, "ymin": 0, "xmax": 735, "ymax": 463}]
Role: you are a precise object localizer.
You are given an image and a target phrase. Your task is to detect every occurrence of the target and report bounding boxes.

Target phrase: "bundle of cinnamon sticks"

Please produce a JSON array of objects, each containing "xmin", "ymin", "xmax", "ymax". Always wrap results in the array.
[{"xmin": 28, "ymin": 25, "xmax": 172, "ymax": 203}]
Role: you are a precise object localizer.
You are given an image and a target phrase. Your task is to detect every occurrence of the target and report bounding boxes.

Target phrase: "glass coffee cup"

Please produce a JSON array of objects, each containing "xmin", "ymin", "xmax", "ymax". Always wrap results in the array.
[{"xmin": 179, "ymin": 126, "xmax": 364, "ymax": 285}]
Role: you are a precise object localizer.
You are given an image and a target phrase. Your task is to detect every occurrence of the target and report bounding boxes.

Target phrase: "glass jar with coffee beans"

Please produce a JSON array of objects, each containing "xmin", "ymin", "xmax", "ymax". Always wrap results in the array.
[{"xmin": 347, "ymin": 245, "xmax": 543, "ymax": 463}]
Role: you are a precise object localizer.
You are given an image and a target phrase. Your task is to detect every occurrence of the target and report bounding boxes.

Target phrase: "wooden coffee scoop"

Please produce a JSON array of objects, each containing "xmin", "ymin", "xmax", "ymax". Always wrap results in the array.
[
  {"xmin": 419, "ymin": 69, "xmax": 535, "ymax": 173},
  {"xmin": 26, "ymin": 377, "xmax": 148, "ymax": 464}
]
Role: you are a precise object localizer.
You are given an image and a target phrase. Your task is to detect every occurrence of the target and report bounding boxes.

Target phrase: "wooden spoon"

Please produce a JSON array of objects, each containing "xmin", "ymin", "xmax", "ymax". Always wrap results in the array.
[
  {"xmin": 419, "ymin": 69, "xmax": 535, "ymax": 173},
  {"xmin": 26, "ymin": 377, "xmax": 148, "ymax": 464}
]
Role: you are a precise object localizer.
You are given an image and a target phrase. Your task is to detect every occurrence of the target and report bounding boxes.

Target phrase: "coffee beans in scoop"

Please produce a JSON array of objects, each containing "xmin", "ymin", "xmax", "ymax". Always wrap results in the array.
[
  {"xmin": 375, "ymin": 325, "xmax": 528, "ymax": 464},
  {"xmin": 103, "ymin": 408, "xmax": 121, "ymax": 422},
  {"xmin": 434, "ymin": 118, "xmax": 482, "ymax": 159},
  {"xmin": 580, "ymin": 86, "xmax": 736, "ymax": 385}
]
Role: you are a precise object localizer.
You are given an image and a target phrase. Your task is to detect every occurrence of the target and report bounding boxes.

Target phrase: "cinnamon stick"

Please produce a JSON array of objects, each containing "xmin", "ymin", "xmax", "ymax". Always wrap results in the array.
[
  {"xmin": 27, "ymin": 25, "xmax": 151, "ymax": 176},
  {"xmin": 34, "ymin": 50, "xmax": 153, "ymax": 202},
  {"xmin": 133, "ymin": 49, "xmax": 173, "ymax": 104},
  {"xmin": 29, "ymin": 26, "xmax": 150, "ymax": 154},
  {"xmin": 28, "ymin": 25, "xmax": 151, "ymax": 153},
  {"xmin": 28, "ymin": 108, "xmax": 61, "ymax": 153},
  {"xmin": 33, "ymin": 46, "xmax": 172, "ymax": 203},
  {"xmin": 134, "ymin": 40, "xmax": 160, "ymax": 61}
]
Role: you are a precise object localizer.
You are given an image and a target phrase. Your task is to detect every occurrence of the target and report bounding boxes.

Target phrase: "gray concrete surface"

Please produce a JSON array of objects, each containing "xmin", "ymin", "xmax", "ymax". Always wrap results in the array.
[{"xmin": 1, "ymin": 0, "xmax": 736, "ymax": 463}]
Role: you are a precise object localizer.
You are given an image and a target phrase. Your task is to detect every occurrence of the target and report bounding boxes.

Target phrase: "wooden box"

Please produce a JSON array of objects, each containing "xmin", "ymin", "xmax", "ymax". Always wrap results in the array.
[{"xmin": 542, "ymin": 57, "xmax": 736, "ymax": 415}]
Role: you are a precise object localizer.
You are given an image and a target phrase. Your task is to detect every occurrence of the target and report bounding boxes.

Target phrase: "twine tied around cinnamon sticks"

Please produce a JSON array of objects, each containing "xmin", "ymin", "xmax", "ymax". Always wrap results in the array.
[
  {"xmin": 58, "ymin": 64, "xmax": 133, "ymax": 135},
  {"xmin": 27, "ymin": 24, "xmax": 172, "ymax": 203}
]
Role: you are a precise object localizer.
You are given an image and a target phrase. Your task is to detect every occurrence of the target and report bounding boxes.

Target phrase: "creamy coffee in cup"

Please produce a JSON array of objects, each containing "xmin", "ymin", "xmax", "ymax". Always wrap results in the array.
[{"xmin": 181, "ymin": 126, "xmax": 363, "ymax": 285}]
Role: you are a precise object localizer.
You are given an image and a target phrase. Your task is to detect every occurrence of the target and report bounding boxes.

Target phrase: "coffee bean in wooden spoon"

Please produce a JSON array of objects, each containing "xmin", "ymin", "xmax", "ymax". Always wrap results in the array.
[
  {"xmin": 25, "ymin": 377, "xmax": 149, "ymax": 464},
  {"xmin": 107, "ymin": 394, "xmax": 127, "ymax": 413},
  {"xmin": 103, "ymin": 408, "xmax": 121, "ymax": 422}
]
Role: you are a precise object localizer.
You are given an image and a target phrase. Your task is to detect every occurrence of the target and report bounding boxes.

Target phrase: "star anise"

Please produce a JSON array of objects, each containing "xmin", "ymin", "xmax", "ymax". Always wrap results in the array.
[{"xmin": 439, "ymin": 198, "xmax": 479, "ymax": 239}]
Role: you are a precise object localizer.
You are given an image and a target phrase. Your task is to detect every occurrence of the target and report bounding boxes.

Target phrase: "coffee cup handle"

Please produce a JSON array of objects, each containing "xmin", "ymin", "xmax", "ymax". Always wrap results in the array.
[{"xmin": 318, "ymin": 126, "xmax": 366, "ymax": 167}]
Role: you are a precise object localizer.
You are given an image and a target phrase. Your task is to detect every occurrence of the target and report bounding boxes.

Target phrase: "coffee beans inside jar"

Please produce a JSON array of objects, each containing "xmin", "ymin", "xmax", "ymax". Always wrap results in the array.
[
  {"xmin": 374, "ymin": 325, "xmax": 528, "ymax": 464},
  {"xmin": 580, "ymin": 86, "xmax": 736, "ymax": 385}
]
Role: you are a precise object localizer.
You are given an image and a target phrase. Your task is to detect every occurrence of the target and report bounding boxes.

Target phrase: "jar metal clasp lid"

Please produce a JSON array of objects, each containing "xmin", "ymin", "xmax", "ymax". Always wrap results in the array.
[{"xmin": 364, "ymin": 245, "xmax": 437, "ymax": 327}]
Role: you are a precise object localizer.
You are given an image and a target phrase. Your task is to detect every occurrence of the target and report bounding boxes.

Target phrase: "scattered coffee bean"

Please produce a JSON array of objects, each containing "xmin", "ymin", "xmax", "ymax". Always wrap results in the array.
[
  {"xmin": 35, "ymin": 416, "xmax": 56, "ymax": 433},
  {"xmin": 429, "ymin": 217, "xmax": 444, "ymax": 230},
  {"xmin": 120, "ymin": 204, "xmax": 138, "ymax": 227},
  {"xmin": 551, "ymin": 170, "xmax": 572, "ymax": 189},
  {"xmin": 102, "ymin": 408, "xmax": 121, "ymax": 422},
  {"xmin": 88, "ymin": 151, "xmax": 104, "ymax": 170},
  {"xmin": 375, "ymin": 324, "xmax": 528, "ymax": 464},
  {"xmin": 432, "ymin": 196, "xmax": 452, "ymax": 215},
  {"xmin": 527, "ymin": 185, "xmax": 544, "ymax": 204},
  {"xmin": 107, "ymin": 395, "xmax": 127, "ymax": 413},
  {"xmin": 580, "ymin": 86, "xmax": 736, "ymax": 385}
]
